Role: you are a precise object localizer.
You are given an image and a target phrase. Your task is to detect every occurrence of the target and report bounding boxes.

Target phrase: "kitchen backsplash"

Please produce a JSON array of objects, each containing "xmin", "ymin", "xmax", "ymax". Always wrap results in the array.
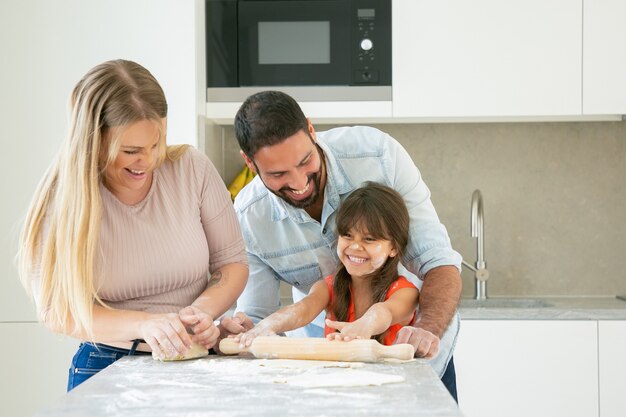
[{"xmin": 211, "ymin": 121, "xmax": 626, "ymax": 298}]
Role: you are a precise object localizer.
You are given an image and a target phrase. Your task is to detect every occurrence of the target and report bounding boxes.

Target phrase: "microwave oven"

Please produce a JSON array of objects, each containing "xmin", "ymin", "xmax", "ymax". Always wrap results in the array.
[{"xmin": 206, "ymin": 0, "xmax": 391, "ymax": 89}]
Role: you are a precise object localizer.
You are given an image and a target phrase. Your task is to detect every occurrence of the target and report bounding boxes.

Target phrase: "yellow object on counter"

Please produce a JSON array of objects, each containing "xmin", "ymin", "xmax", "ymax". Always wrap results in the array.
[{"xmin": 227, "ymin": 165, "xmax": 255, "ymax": 201}]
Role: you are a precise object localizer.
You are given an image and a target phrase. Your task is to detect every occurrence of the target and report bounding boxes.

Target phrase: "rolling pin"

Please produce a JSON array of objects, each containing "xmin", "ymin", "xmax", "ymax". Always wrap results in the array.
[{"xmin": 219, "ymin": 337, "xmax": 414, "ymax": 362}]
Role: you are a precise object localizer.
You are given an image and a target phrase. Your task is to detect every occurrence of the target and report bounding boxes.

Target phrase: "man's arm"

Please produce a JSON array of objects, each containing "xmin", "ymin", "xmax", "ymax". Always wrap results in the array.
[
  {"xmin": 395, "ymin": 265, "xmax": 461, "ymax": 358},
  {"xmin": 382, "ymin": 135, "xmax": 462, "ymax": 357},
  {"xmin": 417, "ymin": 265, "xmax": 461, "ymax": 338},
  {"xmin": 234, "ymin": 253, "xmax": 282, "ymax": 323}
]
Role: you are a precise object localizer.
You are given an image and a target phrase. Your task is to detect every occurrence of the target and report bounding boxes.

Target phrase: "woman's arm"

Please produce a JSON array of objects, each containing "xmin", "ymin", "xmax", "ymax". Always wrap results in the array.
[
  {"xmin": 190, "ymin": 263, "xmax": 248, "ymax": 320},
  {"xmin": 326, "ymin": 287, "xmax": 418, "ymax": 341},
  {"xmin": 236, "ymin": 279, "xmax": 330, "ymax": 347},
  {"xmin": 41, "ymin": 264, "xmax": 246, "ymax": 357},
  {"xmin": 40, "ymin": 304, "xmax": 194, "ymax": 361}
]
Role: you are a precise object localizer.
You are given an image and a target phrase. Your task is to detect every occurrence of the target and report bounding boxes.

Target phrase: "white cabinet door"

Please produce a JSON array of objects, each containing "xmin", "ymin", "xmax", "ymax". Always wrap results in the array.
[
  {"xmin": 598, "ymin": 321, "xmax": 626, "ymax": 417},
  {"xmin": 583, "ymin": 0, "xmax": 626, "ymax": 114},
  {"xmin": 392, "ymin": 0, "xmax": 582, "ymax": 118},
  {"xmin": 455, "ymin": 320, "xmax": 598, "ymax": 417},
  {"xmin": 0, "ymin": 323, "xmax": 78, "ymax": 417}
]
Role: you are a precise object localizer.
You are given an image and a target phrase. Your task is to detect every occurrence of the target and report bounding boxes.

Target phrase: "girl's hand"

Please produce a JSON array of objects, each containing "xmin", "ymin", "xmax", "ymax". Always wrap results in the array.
[
  {"xmin": 179, "ymin": 305, "xmax": 221, "ymax": 349},
  {"xmin": 138, "ymin": 313, "xmax": 193, "ymax": 360},
  {"xmin": 325, "ymin": 318, "xmax": 373, "ymax": 342},
  {"xmin": 234, "ymin": 322, "xmax": 277, "ymax": 348}
]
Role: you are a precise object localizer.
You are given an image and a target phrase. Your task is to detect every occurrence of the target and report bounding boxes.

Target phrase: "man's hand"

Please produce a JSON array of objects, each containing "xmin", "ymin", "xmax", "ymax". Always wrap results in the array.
[
  {"xmin": 395, "ymin": 325, "xmax": 440, "ymax": 359},
  {"xmin": 214, "ymin": 312, "xmax": 254, "ymax": 353}
]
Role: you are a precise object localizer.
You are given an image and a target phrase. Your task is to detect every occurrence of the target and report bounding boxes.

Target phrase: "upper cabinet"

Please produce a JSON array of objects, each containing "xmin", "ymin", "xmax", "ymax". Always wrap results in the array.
[
  {"xmin": 583, "ymin": 0, "xmax": 626, "ymax": 115},
  {"xmin": 392, "ymin": 0, "xmax": 582, "ymax": 118},
  {"xmin": 205, "ymin": 0, "xmax": 625, "ymax": 123}
]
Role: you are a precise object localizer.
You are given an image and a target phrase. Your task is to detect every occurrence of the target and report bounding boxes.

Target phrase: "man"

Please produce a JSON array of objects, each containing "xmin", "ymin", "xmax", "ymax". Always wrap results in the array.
[{"xmin": 220, "ymin": 90, "xmax": 462, "ymax": 400}]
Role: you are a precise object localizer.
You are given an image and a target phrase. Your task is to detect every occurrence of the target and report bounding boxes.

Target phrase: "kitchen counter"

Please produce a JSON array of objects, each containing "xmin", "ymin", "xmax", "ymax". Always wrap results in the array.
[
  {"xmin": 459, "ymin": 296, "xmax": 626, "ymax": 320},
  {"xmin": 35, "ymin": 355, "xmax": 462, "ymax": 417}
]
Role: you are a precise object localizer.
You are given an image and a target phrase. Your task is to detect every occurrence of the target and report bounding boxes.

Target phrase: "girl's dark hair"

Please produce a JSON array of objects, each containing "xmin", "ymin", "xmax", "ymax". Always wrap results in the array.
[
  {"xmin": 234, "ymin": 90, "xmax": 309, "ymax": 158},
  {"xmin": 332, "ymin": 182, "xmax": 410, "ymax": 343}
]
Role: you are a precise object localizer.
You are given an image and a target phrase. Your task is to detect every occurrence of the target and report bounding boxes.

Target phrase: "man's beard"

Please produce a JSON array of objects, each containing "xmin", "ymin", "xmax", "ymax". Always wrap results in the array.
[
  {"xmin": 273, "ymin": 170, "xmax": 322, "ymax": 209},
  {"xmin": 256, "ymin": 144, "xmax": 325, "ymax": 209}
]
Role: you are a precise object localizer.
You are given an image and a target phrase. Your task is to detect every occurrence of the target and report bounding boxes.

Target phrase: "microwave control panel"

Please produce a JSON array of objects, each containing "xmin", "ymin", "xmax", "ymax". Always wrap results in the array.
[{"xmin": 351, "ymin": 1, "xmax": 391, "ymax": 85}]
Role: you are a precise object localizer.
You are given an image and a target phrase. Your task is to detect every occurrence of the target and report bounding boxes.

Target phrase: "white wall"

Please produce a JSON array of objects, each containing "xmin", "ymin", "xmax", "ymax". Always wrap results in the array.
[{"xmin": 0, "ymin": 1, "xmax": 205, "ymax": 415}]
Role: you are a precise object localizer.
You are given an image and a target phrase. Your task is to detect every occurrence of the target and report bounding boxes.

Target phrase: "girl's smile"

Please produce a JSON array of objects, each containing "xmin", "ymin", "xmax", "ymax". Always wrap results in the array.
[{"xmin": 337, "ymin": 228, "xmax": 397, "ymax": 277}]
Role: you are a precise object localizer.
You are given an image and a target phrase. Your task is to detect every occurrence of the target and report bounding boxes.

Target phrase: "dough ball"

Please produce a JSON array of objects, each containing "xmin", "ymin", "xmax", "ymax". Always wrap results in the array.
[{"xmin": 153, "ymin": 342, "xmax": 208, "ymax": 362}]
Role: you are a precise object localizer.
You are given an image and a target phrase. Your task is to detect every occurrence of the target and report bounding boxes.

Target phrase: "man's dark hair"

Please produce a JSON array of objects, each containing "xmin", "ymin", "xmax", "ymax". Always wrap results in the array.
[{"xmin": 234, "ymin": 90, "xmax": 309, "ymax": 158}]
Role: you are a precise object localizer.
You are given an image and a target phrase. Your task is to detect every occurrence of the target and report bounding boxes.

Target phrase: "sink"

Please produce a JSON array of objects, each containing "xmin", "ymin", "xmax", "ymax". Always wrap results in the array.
[{"xmin": 459, "ymin": 297, "xmax": 554, "ymax": 309}]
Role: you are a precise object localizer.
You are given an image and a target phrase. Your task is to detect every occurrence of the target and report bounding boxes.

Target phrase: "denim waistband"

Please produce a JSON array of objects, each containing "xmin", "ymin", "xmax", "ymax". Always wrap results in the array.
[{"xmin": 83, "ymin": 341, "xmax": 151, "ymax": 356}]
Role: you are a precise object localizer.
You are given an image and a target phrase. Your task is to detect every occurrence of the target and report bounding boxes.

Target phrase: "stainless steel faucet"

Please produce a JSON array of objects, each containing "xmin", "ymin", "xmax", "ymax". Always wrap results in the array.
[{"xmin": 461, "ymin": 189, "xmax": 490, "ymax": 300}]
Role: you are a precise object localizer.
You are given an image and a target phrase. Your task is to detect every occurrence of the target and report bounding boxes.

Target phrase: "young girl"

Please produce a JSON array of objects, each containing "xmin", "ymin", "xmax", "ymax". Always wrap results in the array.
[{"xmin": 236, "ymin": 181, "xmax": 418, "ymax": 347}]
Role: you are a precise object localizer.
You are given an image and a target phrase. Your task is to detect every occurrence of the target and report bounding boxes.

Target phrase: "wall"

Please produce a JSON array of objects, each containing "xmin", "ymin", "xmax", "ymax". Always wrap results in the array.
[
  {"xmin": 0, "ymin": 1, "xmax": 205, "ymax": 416},
  {"xmin": 215, "ymin": 121, "xmax": 626, "ymax": 298}
]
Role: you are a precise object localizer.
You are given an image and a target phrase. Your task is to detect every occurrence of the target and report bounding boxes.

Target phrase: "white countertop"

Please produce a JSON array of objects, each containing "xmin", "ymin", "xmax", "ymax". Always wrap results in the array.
[
  {"xmin": 459, "ymin": 296, "xmax": 626, "ymax": 320},
  {"xmin": 35, "ymin": 355, "xmax": 462, "ymax": 417}
]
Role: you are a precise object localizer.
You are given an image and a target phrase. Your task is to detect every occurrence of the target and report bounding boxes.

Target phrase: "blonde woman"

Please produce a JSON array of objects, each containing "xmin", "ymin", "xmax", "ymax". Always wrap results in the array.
[{"xmin": 18, "ymin": 60, "xmax": 248, "ymax": 390}]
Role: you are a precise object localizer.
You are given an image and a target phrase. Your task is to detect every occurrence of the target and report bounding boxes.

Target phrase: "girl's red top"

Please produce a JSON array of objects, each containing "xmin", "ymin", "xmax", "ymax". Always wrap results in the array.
[{"xmin": 323, "ymin": 275, "xmax": 417, "ymax": 345}]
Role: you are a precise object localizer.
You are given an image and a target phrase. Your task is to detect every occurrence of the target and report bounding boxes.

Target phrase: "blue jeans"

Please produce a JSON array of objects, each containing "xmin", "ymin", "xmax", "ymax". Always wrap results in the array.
[
  {"xmin": 67, "ymin": 342, "xmax": 150, "ymax": 392},
  {"xmin": 441, "ymin": 356, "xmax": 458, "ymax": 403}
]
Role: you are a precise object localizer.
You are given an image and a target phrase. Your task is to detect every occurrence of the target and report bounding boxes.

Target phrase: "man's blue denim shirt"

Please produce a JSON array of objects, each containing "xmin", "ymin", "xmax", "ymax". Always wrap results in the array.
[{"xmin": 234, "ymin": 126, "xmax": 462, "ymax": 376}]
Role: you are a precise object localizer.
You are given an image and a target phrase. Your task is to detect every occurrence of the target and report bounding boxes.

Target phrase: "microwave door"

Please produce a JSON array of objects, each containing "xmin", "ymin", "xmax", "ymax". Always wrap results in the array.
[{"xmin": 238, "ymin": 0, "xmax": 351, "ymax": 86}]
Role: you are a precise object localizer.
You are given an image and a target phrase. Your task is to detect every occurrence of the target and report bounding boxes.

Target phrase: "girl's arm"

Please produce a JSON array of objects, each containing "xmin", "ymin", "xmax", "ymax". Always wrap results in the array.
[
  {"xmin": 236, "ymin": 279, "xmax": 330, "ymax": 347},
  {"xmin": 326, "ymin": 287, "xmax": 418, "ymax": 341}
]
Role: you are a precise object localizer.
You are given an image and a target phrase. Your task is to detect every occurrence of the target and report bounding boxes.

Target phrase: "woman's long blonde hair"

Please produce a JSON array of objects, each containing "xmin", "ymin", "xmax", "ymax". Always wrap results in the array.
[{"xmin": 18, "ymin": 59, "xmax": 186, "ymax": 339}]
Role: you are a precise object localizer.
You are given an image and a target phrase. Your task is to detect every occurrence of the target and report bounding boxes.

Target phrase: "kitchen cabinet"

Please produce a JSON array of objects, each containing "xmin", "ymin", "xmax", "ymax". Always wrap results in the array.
[
  {"xmin": 454, "ymin": 320, "xmax": 598, "ymax": 417},
  {"xmin": 206, "ymin": 98, "xmax": 392, "ymax": 125},
  {"xmin": 598, "ymin": 321, "xmax": 626, "ymax": 417},
  {"xmin": 0, "ymin": 323, "xmax": 77, "ymax": 417},
  {"xmin": 583, "ymin": 0, "xmax": 626, "ymax": 114},
  {"xmin": 204, "ymin": 0, "xmax": 626, "ymax": 124},
  {"xmin": 392, "ymin": 0, "xmax": 582, "ymax": 118}
]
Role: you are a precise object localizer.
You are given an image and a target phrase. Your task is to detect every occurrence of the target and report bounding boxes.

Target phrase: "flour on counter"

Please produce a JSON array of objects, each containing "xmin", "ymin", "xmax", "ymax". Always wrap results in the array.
[
  {"xmin": 256, "ymin": 359, "xmax": 365, "ymax": 369},
  {"xmin": 126, "ymin": 357, "xmax": 403, "ymax": 390},
  {"xmin": 183, "ymin": 357, "xmax": 364, "ymax": 373},
  {"xmin": 274, "ymin": 369, "xmax": 405, "ymax": 388}
]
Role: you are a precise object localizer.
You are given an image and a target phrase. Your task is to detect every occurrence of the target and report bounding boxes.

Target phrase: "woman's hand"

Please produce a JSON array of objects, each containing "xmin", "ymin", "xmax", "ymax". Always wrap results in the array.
[
  {"xmin": 179, "ymin": 305, "xmax": 221, "ymax": 350},
  {"xmin": 138, "ymin": 313, "xmax": 193, "ymax": 360},
  {"xmin": 324, "ymin": 318, "xmax": 373, "ymax": 342}
]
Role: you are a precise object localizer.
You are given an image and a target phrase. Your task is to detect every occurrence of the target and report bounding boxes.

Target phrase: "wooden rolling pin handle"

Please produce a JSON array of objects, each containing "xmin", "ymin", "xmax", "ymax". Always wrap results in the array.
[
  {"xmin": 219, "ymin": 338, "xmax": 249, "ymax": 355},
  {"xmin": 375, "ymin": 343, "xmax": 415, "ymax": 361}
]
